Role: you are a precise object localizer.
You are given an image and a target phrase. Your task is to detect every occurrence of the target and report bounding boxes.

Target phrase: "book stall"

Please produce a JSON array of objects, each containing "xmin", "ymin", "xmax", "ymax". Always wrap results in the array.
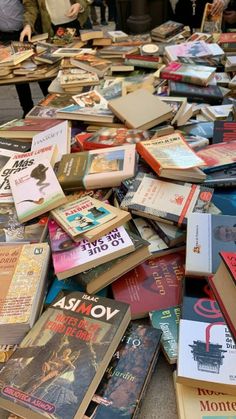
[{"xmin": 0, "ymin": 5, "xmax": 235, "ymax": 419}]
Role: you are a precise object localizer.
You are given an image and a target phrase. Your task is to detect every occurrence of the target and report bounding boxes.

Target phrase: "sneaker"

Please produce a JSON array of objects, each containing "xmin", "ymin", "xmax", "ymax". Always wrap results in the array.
[{"xmin": 101, "ymin": 20, "xmax": 108, "ymax": 25}]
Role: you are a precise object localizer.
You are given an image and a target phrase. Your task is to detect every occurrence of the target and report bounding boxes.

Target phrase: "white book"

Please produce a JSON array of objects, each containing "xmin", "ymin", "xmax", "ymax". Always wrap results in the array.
[{"xmin": 31, "ymin": 121, "xmax": 70, "ymax": 162}]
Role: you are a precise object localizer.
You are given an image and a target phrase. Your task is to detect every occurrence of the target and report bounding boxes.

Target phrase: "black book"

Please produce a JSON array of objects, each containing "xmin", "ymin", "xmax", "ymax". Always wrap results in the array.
[
  {"xmin": 203, "ymin": 164, "xmax": 236, "ymax": 188},
  {"xmin": 212, "ymin": 120, "xmax": 236, "ymax": 144},
  {"xmin": 169, "ymin": 81, "xmax": 223, "ymax": 105}
]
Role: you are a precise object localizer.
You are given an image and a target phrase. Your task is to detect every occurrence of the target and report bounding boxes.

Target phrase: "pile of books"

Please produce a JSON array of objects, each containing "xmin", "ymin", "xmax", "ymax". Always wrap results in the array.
[{"xmin": 0, "ymin": 11, "xmax": 236, "ymax": 419}]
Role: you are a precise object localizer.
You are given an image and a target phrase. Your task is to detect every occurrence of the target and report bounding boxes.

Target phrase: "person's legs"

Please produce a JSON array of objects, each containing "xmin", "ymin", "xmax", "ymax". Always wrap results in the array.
[
  {"xmin": 38, "ymin": 80, "xmax": 51, "ymax": 97},
  {"xmin": 90, "ymin": 5, "xmax": 99, "ymax": 25}
]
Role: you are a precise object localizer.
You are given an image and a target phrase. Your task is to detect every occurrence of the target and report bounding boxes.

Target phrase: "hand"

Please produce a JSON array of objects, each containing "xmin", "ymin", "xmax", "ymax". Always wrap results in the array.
[
  {"xmin": 20, "ymin": 24, "xmax": 32, "ymax": 42},
  {"xmin": 224, "ymin": 10, "xmax": 236, "ymax": 23},
  {"xmin": 67, "ymin": 3, "xmax": 81, "ymax": 18},
  {"xmin": 211, "ymin": 0, "xmax": 225, "ymax": 15}
]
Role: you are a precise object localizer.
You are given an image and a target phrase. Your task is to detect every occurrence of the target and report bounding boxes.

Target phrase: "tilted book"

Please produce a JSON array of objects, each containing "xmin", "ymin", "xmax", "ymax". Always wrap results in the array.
[
  {"xmin": 208, "ymin": 251, "xmax": 236, "ymax": 341},
  {"xmin": 0, "ymin": 291, "xmax": 130, "ymax": 419},
  {"xmin": 0, "ymin": 243, "xmax": 50, "ymax": 344},
  {"xmin": 169, "ymin": 81, "xmax": 223, "ymax": 105},
  {"xmin": 120, "ymin": 172, "xmax": 213, "ymax": 227},
  {"xmin": 108, "ymin": 89, "xmax": 173, "ymax": 130},
  {"xmin": 48, "ymin": 220, "xmax": 135, "ymax": 280},
  {"xmin": 197, "ymin": 140, "xmax": 236, "ymax": 173},
  {"xmin": 10, "ymin": 159, "xmax": 67, "ymax": 223},
  {"xmin": 0, "ymin": 119, "xmax": 64, "ymax": 140},
  {"xmin": 57, "ymin": 145, "xmax": 136, "ymax": 191},
  {"xmin": 150, "ymin": 306, "xmax": 180, "ymax": 364},
  {"xmin": 136, "ymin": 132, "xmax": 206, "ymax": 182},
  {"xmin": 175, "ymin": 377, "xmax": 236, "ymax": 419},
  {"xmin": 112, "ymin": 251, "xmax": 185, "ymax": 319},
  {"xmin": 51, "ymin": 195, "xmax": 131, "ymax": 242},
  {"xmin": 84, "ymin": 321, "xmax": 162, "ymax": 418},
  {"xmin": 151, "ymin": 21, "xmax": 184, "ymax": 39},
  {"xmin": 0, "ymin": 145, "xmax": 58, "ymax": 202},
  {"xmin": 185, "ymin": 213, "xmax": 236, "ymax": 276},
  {"xmin": 160, "ymin": 62, "xmax": 216, "ymax": 86},
  {"xmin": 82, "ymin": 127, "xmax": 151, "ymax": 150}
]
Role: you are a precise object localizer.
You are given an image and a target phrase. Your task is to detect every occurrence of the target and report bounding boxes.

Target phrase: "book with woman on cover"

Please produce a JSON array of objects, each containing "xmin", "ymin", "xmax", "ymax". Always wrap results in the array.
[{"xmin": 0, "ymin": 291, "xmax": 131, "ymax": 419}]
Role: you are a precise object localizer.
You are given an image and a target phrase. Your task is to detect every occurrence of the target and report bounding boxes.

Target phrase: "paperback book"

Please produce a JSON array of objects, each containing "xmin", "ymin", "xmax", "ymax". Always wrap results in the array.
[
  {"xmin": 0, "ymin": 291, "xmax": 131, "ymax": 419},
  {"xmin": 169, "ymin": 81, "xmax": 223, "ymax": 105},
  {"xmin": 10, "ymin": 159, "xmax": 67, "ymax": 223},
  {"xmin": 82, "ymin": 127, "xmax": 151, "ymax": 150},
  {"xmin": 160, "ymin": 62, "xmax": 215, "ymax": 86},
  {"xmin": 120, "ymin": 172, "xmax": 213, "ymax": 227},
  {"xmin": 48, "ymin": 220, "xmax": 135, "ymax": 280}
]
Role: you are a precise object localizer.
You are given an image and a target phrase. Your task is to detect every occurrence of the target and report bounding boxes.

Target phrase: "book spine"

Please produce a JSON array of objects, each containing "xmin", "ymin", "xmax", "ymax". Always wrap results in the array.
[
  {"xmin": 136, "ymin": 143, "xmax": 161, "ymax": 175},
  {"xmin": 125, "ymin": 59, "xmax": 159, "ymax": 69},
  {"xmin": 160, "ymin": 71, "xmax": 183, "ymax": 82},
  {"xmin": 203, "ymin": 179, "xmax": 236, "ymax": 188}
]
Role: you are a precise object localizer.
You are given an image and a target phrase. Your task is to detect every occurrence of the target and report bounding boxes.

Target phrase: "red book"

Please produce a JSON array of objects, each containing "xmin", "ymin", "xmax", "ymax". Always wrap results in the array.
[
  {"xmin": 197, "ymin": 140, "xmax": 236, "ymax": 172},
  {"xmin": 208, "ymin": 252, "xmax": 236, "ymax": 341},
  {"xmin": 112, "ymin": 251, "xmax": 185, "ymax": 319},
  {"xmin": 219, "ymin": 33, "xmax": 236, "ymax": 43},
  {"xmin": 0, "ymin": 118, "xmax": 64, "ymax": 140}
]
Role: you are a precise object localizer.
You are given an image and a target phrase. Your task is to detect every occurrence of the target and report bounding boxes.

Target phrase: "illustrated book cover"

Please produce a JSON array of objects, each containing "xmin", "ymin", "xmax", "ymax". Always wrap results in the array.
[
  {"xmin": 0, "ymin": 291, "xmax": 131, "ymax": 419},
  {"xmin": 185, "ymin": 213, "xmax": 236, "ymax": 276},
  {"xmin": 84, "ymin": 321, "xmax": 162, "ymax": 419},
  {"xmin": 160, "ymin": 62, "xmax": 215, "ymax": 86},
  {"xmin": 197, "ymin": 140, "xmax": 236, "ymax": 172},
  {"xmin": 51, "ymin": 195, "xmax": 131, "ymax": 241},
  {"xmin": 136, "ymin": 132, "xmax": 206, "ymax": 182},
  {"xmin": 57, "ymin": 145, "xmax": 136, "ymax": 191},
  {"xmin": 0, "ymin": 243, "xmax": 50, "ymax": 345},
  {"xmin": 10, "ymin": 159, "xmax": 67, "ymax": 223},
  {"xmin": 48, "ymin": 220, "xmax": 135, "ymax": 280},
  {"xmin": 120, "ymin": 172, "xmax": 213, "ymax": 227},
  {"xmin": 112, "ymin": 251, "xmax": 185, "ymax": 319}
]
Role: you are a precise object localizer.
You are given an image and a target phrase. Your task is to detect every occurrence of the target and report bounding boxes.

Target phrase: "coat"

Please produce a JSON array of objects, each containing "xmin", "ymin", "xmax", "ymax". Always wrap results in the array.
[{"xmin": 22, "ymin": 0, "xmax": 90, "ymax": 35}]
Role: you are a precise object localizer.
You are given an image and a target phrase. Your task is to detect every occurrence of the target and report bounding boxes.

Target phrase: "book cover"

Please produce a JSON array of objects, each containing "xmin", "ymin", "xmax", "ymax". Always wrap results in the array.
[
  {"xmin": 0, "ymin": 145, "xmax": 58, "ymax": 202},
  {"xmin": 48, "ymin": 220, "xmax": 134, "ymax": 280},
  {"xmin": 185, "ymin": 213, "xmax": 236, "ymax": 276},
  {"xmin": 82, "ymin": 127, "xmax": 151, "ymax": 150},
  {"xmin": 0, "ymin": 138, "xmax": 31, "ymax": 154},
  {"xmin": 0, "ymin": 243, "xmax": 50, "ymax": 344},
  {"xmin": 0, "ymin": 291, "xmax": 131, "ymax": 419},
  {"xmin": 213, "ymin": 121, "xmax": 236, "ymax": 144},
  {"xmin": 0, "ymin": 203, "xmax": 48, "ymax": 244},
  {"xmin": 150, "ymin": 220, "xmax": 186, "ymax": 247},
  {"xmin": 151, "ymin": 21, "xmax": 184, "ymax": 38},
  {"xmin": 165, "ymin": 41, "xmax": 211, "ymax": 61},
  {"xmin": 208, "ymin": 252, "xmax": 236, "ymax": 340},
  {"xmin": 160, "ymin": 62, "xmax": 215, "ymax": 86},
  {"xmin": 203, "ymin": 165, "xmax": 236, "ymax": 188},
  {"xmin": 197, "ymin": 141, "xmax": 236, "ymax": 172},
  {"xmin": 31, "ymin": 121, "xmax": 70, "ymax": 162},
  {"xmin": 57, "ymin": 146, "xmax": 136, "ymax": 190},
  {"xmin": 212, "ymin": 188, "xmax": 236, "ymax": 216},
  {"xmin": 59, "ymin": 69, "xmax": 99, "ymax": 87},
  {"xmin": 150, "ymin": 306, "xmax": 180, "ymax": 364},
  {"xmin": 120, "ymin": 172, "xmax": 213, "ymax": 227},
  {"xmin": 84, "ymin": 321, "xmax": 162, "ymax": 418},
  {"xmin": 136, "ymin": 132, "xmax": 205, "ymax": 173},
  {"xmin": 112, "ymin": 251, "xmax": 185, "ymax": 319},
  {"xmin": 38, "ymin": 93, "xmax": 74, "ymax": 109},
  {"xmin": 10, "ymin": 159, "xmax": 66, "ymax": 223},
  {"xmin": 201, "ymin": 3, "xmax": 222, "ymax": 33},
  {"xmin": 175, "ymin": 378, "xmax": 236, "ymax": 419},
  {"xmin": 51, "ymin": 196, "xmax": 121, "ymax": 240},
  {"xmin": 26, "ymin": 106, "xmax": 58, "ymax": 120},
  {"xmin": 70, "ymin": 55, "xmax": 111, "ymax": 77},
  {"xmin": 108, "ymin": 89, "xmax": 173, "ymax": 130},
  {"xmin": 169, "ymin": 81, "xmax": 223, "ymax": 105},
  {"xmin": 132, "ymin": 217, "xmax": 169, "ymax": 256},
  {"xmin": 177, "ymin": 318, "xmax": 236, "ymax": 395},
  {"xmin": 0, "ymin": 119, "xmax": 64, "ymax": 139}
]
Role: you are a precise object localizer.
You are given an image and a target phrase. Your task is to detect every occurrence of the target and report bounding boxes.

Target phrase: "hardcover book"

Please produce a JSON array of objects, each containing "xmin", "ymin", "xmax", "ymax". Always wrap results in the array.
[
  {"xmin": 108, "ymin": 89, "xmax": 173, "ymax": 130},
  {"xmin": 0, "ymin": 145, "xmax": 58, "ymax": 203},
  {"xmin": 0, "ymin": 243, "xmax": 50, "ymax": 344},
  {"xmin": 120, "ymin": 172, "xmax": 213, "ymax": 227},
  {"xmin": 175, "ymin": 378, "xmax": 236, "ymax": 419},
  {"xmin": 57, "ymin": 145, "xmax": 136, "ymax": 191},
  {"xmin": 208, "ymin": 251, "xmax": 236, "ymax": 340},
  {"xmin": 84, "ymin": 321, "xmax": 162, "ymax": 418},
  {"xmin": 48, "ymin": 220, "xmax": 135, "ymax": 280},
  {"xmin": 10, "ymin": 159, "xmax": 67, "ymax": 223},
  {"xmin": 136, "ymin": 132, "xmax": 206, "ymax": 182},
  {"xmin": 160, "ymin": 62, "xmax": 215, "ymax": 86},
  {"xmin": 31, "ymin": 121, "xmax": 71, "ymax": 162},
  {"xmin": 112, "ymin": 251, "xmax": 185, "ymax": 319},
  {"xmin": 51, "ymin": 195, "xmax": 131, "ymax": 242},
  {"xmin": 0, "ymin": 291, "xmax": 131, "ymax": 419},
  {"xmin": 169, "ymin": 81, "xmax": 223, "ymax": 105},
  {"xmin": 185, "ymin": 213, "xmax": 236, "ymax": 276},
  {"xmin": 150, "ymin": 306, "xmax": 180, "ymax": 364}
]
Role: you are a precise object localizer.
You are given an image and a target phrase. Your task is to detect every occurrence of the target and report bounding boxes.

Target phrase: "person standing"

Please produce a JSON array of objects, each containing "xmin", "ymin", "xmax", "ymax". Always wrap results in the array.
[
  {"xmin": 0, "ymin": 0, "xmax": 49, "ymax": 117},
  {"xmin": 20, "ymin": 0, "xmax": 90, "ymax": 41}
]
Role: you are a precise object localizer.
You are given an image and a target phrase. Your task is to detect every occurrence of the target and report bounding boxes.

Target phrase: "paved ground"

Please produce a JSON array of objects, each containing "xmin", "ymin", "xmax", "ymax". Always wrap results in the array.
[{"xmin": 0, "ymin": 8, "xmax": 178, "ymax": 418}]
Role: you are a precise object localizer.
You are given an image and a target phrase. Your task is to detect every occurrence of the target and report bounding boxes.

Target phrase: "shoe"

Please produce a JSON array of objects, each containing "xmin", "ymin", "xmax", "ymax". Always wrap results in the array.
[
  {"xmin": 101, "ymin": 20, "xmax": 108, "ymax": 25},
  {"xmin": 92, "ymin": 21, "xmax": 99, "ymax": 25}
]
